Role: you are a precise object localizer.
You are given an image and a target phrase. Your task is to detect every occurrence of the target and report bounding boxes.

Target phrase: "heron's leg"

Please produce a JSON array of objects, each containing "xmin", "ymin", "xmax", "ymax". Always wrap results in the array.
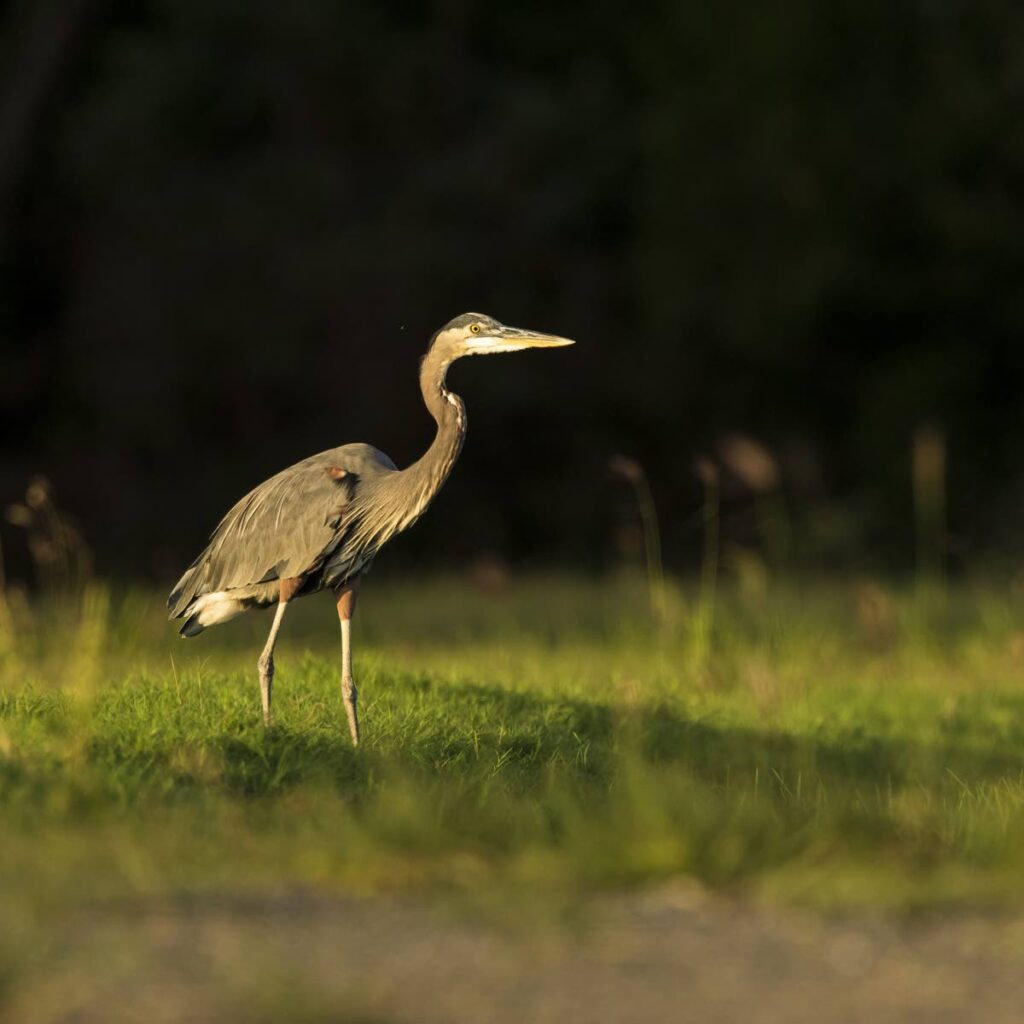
[
  {"xmin": 257, "ymin": 578, "xmax": 302, "ymax": 727},
  {"xmin": 336, "ymin": 581, "xmax": 361, "ymax": 745}
]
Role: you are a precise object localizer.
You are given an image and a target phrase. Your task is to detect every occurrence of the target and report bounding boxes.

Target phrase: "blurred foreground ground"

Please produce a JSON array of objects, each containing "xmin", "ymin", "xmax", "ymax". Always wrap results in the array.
[{"xmin": 8, "ymin": 886, "xmax": 1024, "ymax": 1022}]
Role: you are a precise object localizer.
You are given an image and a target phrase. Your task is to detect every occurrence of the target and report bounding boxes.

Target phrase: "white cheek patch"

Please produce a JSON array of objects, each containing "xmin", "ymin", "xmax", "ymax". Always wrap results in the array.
[{"xmin": 472, "ymin": 335, "xmax": 526, "ymax": 355}]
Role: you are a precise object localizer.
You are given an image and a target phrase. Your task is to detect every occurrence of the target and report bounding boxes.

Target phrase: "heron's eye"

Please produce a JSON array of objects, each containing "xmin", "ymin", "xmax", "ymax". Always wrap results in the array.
[{"xmin": 470, "ymin": 323, "xmax": 481, "ymax": 334}]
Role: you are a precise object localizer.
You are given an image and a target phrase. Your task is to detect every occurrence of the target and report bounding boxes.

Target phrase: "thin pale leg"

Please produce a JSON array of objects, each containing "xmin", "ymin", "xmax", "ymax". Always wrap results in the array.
[
  {"xmin": 258, "ymin": 602, "xmax": 286, "ymax": 724},
  {"xmin": 256, "ymin": 579, "xmax": 303, "ymax": 726},
  {"xmin": 257, "ymin": 599, "xmax": 288, "ymax": 726},
  {"xmin": 336, "ymin": 581, "xmax": 360, "ymax": 745}
]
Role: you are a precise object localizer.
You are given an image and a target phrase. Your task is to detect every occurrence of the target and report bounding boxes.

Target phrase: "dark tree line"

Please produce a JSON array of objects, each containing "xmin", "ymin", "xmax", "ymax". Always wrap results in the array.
[{"xmin": 3, "ymin": 0, "xmax": 1024, "ymax": 578}]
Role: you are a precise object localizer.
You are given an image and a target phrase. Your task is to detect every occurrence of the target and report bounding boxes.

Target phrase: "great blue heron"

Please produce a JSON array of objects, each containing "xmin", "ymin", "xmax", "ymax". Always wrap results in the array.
[{"xmin": 167, "ymin": 313, "xmax": 574, "ymax": 743}]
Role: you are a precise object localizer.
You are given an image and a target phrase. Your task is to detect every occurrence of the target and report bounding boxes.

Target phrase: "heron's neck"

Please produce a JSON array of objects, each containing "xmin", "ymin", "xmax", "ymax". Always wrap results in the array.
[{"xmin": 407, "ymin": 346, "xmax": 467, "ymax": 495}]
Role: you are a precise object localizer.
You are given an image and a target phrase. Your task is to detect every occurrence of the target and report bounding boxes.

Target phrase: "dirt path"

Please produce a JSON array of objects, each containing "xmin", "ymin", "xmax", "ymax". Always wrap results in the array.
[{"xmin": 8, "ymin": 886, "xmax": 1024, "ymax": 1022}]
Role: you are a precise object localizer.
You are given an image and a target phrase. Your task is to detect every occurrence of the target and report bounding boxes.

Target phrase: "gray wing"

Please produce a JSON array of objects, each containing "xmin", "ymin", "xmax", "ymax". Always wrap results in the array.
[{"xmin": 168, "ymin": 444, "xmax": 397, "ymax": 618}]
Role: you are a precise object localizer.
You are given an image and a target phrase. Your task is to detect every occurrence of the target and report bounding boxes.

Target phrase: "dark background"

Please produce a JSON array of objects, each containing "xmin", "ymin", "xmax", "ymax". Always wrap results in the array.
[{"xmin": 3, "ymin": 0, "xmax": 1024, "ymax": 582}]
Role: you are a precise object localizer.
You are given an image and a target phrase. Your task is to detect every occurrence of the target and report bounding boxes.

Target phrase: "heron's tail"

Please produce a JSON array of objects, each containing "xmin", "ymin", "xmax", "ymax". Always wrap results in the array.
[
  {"xmin": 174, "ymin": 591, "xmax": 246, "ymax": 637},
  {"xmin": 179, "ymin": 613, "xmax": 205, "ymax": 638},
  {"xmin": 167, "ymin": 559, "xmax": 205, "ymax": 619}
]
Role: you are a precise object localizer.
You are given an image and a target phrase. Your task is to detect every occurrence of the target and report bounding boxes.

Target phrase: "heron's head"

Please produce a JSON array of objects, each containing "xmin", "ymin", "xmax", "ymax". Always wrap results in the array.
[{"xmin": 430, "ymin": 312, "xmax": 575, "ymax": 362}]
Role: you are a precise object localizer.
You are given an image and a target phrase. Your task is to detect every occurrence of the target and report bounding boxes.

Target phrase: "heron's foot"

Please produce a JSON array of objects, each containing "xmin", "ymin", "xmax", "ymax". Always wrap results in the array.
[
  {"xmin": 258, "ymin": 652, "xmax": 275, "ymax": 727},
  {"xmin": 341, "ymin": 676, "xmax": 360, "ymax": 746}
]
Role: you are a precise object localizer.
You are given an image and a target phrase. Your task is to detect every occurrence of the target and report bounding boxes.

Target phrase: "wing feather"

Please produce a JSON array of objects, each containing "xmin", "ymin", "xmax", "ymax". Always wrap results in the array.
[{"xmin": 168, "ymin": 444, "xmax": 396, "ymax": 618}]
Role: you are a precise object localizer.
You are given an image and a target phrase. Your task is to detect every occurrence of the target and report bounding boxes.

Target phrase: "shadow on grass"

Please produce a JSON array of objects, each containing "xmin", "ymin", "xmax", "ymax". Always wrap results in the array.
[
  {"xmin": 195, "ymin": 677, "xmax": 1024, "ymax": 801},
  {"xmin": 68, "ymin": 673, "xmax": 1024, "ymax": 807}
]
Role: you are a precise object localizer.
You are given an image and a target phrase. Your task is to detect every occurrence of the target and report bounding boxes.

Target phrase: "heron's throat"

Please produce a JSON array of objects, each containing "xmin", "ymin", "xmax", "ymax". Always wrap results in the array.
[{"xmin": 407, "ymin": 347, "xmax": 467, "ymax": 501}]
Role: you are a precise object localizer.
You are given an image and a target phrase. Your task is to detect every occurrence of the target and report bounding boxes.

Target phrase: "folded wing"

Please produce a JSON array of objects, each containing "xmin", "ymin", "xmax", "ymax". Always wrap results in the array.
[{"xmin": 167, "ymin": 444, "xmax": 397, "ymax": 620}]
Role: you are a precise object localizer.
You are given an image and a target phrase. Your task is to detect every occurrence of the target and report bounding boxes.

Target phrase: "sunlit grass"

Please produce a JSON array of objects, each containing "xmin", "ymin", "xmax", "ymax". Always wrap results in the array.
[{"xmin": 4, "ymin": 572, "xmax": 1024, "ymax": 927}]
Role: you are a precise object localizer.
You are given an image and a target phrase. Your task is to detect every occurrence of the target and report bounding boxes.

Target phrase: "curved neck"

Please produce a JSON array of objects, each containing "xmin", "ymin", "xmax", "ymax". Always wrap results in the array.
[{"xmin": 406, "ymin": 343, "xmax": 467, "ymax": 492}]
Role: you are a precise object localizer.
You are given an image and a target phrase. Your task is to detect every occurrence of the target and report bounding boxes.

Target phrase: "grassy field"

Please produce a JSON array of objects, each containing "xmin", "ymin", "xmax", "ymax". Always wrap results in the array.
[
  {"xmin": 6, "ymin": 572, "xmax": 1024, "ymax": 1016},
  {"xmin": 4, "ymin": 570, "xmax": 1024, "ymax": 925}
]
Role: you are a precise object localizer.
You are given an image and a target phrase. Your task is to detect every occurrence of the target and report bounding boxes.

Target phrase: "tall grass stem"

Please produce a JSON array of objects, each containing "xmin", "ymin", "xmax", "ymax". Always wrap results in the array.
[{"xmin": 609, "ymin": 457, "xmax": 665, "ymax": 626}]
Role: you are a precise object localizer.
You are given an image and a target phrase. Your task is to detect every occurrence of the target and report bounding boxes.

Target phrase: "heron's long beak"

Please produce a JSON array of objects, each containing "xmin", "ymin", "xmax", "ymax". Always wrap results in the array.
[{"xmin": 497, "ymin": 325, "xmax": 576, "ymax": 348}]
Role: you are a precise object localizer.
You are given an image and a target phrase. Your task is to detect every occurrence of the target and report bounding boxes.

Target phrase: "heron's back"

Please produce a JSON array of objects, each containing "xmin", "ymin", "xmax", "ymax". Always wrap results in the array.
[{"xmin": 168, "ymin": 444, "xmax": 398, "ymax": 632}]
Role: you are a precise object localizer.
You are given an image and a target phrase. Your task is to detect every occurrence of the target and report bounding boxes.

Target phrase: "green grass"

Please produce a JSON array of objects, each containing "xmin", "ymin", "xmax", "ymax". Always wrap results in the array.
[{"xmin": 4, "ymin": 571, "xmax": 1024, "ymax": 928}]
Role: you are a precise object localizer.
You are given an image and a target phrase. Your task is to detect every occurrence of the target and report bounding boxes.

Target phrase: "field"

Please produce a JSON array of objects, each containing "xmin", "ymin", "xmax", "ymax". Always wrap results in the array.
[{"xmin": 4, "ymin": 573, "xmax": 1024, "ymax": 1019}]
